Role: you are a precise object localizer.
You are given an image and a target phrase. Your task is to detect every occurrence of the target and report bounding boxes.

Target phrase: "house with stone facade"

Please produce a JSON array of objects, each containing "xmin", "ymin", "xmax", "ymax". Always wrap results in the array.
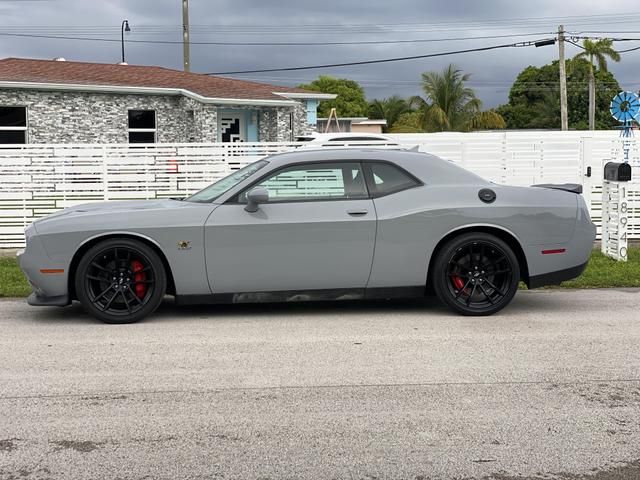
[{"xmin": 0, "ymin": 57, "xmax": 335, "ymax": 144}]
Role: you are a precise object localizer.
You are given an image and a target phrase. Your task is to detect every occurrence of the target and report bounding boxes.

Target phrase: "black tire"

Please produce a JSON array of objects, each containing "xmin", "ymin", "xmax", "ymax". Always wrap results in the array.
[
  {"xmin": 74, "ymin": 238, "xmax": 167, "ymax": 324},
  {"xmin": 432, "ymin": 232, "xmax": 520, "ymax": 316}
]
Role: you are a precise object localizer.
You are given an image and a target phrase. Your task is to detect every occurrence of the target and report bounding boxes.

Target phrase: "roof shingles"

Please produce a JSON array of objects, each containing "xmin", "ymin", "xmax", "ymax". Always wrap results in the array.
[{"xmin": 0, "ymin": 57, "xmax": 315, "ymax": 101}]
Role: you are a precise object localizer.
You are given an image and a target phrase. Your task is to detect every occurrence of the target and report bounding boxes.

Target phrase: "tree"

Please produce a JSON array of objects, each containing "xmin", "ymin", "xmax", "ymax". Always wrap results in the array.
[
  {"xmin": 497, "ymin": 58, "xmax": 621, "ymax": 130},
  {"xmin": 297, "ymin": 75, "xmax": 369, "ymax": 118},
  {"xmin": 368, "ymin": 96, "xmax": 412, "ymax": 132},
  {"xmin": 409, "ymin": 64, "xmax": 505, "ymax": 132},
  {"xmin": 389, "ymin": 111, "xmax": 424, "ymax": 133},
  {"xmin": 574, "ymin": 39, "xmax": 620, "ymax": 130}
]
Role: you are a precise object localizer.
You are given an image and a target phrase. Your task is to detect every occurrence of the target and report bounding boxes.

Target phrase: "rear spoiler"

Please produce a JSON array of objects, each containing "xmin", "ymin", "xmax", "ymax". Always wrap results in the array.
[{"xmin": 531, "ymin": 183, "xmax": 583, "ymax": 194}]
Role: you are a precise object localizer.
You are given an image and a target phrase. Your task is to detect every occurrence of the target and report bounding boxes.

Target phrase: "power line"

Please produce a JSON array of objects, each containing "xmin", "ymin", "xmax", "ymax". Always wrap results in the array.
[
  {"xmin": 567, "ymin": 38, "xmax": 640, "ymax": 54},
  {"xmin": 570, "ymin": 35, "xmax": 640, "ymax": 41},
  {"xmin": 144, "ymin": 13, "xmax": 640, "ymax": 31},
  {"xmin": 205, "ymin": 39, "xmax": 552, "ymax": 75},
  {"xmin": 562, "ymin": 30, "xmax": 640, "ymax": 35},
  {"xmin": 4, "ymin": 13, "xmax": 640, "ymax": 36},
  {"xmin": 0, "ymin": 30, "xmax": 554, "ymax": 46},
  {"xmin": 194, "ymin": 12, "xmax": 640, "ymax": 28},
  {"xmin": 233, "ymin": 74, "xmax": 636, "ymax": 86},
  {"xmin": 4, "ymin": 13, "xmax": 639, "ymax": 29},
  {"xmin": 119, "ymin": 17, "xmax": 640, "ymax": 36},
  {"xmin": 618, "ymin": 45, "xmax": 640, "ymax": 53},
  {"xmin": 567, "ymin": 39, "xmax": 586, "ymax": 50}
]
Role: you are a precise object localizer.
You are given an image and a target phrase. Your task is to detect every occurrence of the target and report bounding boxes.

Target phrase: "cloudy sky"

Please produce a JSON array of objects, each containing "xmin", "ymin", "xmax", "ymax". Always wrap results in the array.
[{"xmin": 1, "ymin": 0, "xmax": 640, "ymax": 107}]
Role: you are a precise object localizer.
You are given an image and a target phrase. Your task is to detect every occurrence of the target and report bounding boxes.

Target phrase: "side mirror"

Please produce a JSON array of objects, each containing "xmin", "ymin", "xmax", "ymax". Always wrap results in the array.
[{"xmin": 244, "ymin": 186, "xmax": 269, "ymax": 212}]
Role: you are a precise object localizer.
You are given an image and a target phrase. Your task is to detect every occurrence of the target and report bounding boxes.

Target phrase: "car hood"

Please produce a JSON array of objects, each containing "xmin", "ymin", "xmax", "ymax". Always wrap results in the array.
[{"xmin": 33, "ymin": 199, "xmax": 188, "ymax": 225}]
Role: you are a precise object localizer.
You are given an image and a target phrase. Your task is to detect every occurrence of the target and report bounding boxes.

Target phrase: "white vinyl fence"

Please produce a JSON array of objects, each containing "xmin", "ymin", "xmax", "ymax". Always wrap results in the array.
[{"xmin": 1, "ymin": 131, "xmax": 639, "ymax": 248}]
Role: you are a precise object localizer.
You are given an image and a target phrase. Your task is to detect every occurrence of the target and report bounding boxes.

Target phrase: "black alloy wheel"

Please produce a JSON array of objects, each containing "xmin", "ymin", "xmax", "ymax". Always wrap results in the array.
[
  {"xmin": 75, "ymin": 238, "xmax": 167, "ymax": 323},
  {"xmin": 433, "ymin": 233, "xmax": 520, "ymax": 316}
]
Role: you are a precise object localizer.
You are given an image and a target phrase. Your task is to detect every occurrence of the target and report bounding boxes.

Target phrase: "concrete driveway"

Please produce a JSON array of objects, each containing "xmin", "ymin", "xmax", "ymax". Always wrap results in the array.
[{"xmin": 1, "ymin": 289, "xmax": 639, "ymax": 479}]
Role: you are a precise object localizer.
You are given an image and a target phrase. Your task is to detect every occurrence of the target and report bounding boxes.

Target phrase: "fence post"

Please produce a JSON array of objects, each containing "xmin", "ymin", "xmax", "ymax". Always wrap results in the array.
[
  {"xmin": 501, "ymin": 131, "xmax": 508, "ymax": 184},
  {"xmin": 581, "ymin": 138, "xmax": 595, "ymax": 219},
  {"xmin": 102, "ymin": 145, "xmax": 109, "ymax": 201}
]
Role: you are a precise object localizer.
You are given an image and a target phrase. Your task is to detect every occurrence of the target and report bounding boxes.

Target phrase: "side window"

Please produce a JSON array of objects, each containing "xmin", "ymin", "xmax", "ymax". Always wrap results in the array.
[
  {"xmin": 244, "ymin": 162, "xmax": 368, "ymax": 202},
  {"xmin": 366, "ymin": 162, "xmax": 420, "ymax": 197}
]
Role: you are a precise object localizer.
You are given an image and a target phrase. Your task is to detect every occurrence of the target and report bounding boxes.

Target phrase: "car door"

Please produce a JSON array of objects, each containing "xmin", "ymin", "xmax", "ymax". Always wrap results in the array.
[{"xmin": 204, "ymin": 161, "xmax": 377, "ymax": 293}]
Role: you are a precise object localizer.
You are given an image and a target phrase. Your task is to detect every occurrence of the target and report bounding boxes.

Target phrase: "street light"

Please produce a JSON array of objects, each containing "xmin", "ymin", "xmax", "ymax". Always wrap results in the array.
[{"xmin": 121, "ymin": 19, "xmax": 131, "ymax": 64}]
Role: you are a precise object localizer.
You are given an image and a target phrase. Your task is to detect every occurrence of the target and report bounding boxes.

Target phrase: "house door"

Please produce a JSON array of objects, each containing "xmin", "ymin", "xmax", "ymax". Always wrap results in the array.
[{"xmin": 219, "ymin": 114, "xmax": 246, "ymax": 142}]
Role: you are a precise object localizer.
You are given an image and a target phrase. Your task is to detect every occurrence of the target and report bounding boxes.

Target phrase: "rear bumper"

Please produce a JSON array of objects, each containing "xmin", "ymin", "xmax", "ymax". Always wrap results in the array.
[{"xmin": 528, "ymin": 261, "xmax": 588, "ymax": 289}]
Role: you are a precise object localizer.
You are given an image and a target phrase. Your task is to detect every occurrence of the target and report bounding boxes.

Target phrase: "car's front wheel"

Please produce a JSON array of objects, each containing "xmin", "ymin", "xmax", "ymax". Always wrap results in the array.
[
  {"xmin": 74, "ymin": 238, "xmax": 167, "ymax": 324},
  {"xmin": 432, "ymin": 232, "xmax": 520, "ymax": 316}
]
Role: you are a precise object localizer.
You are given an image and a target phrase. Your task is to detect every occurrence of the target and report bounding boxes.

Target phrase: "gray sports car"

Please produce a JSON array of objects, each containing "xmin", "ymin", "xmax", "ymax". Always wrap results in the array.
[{"xmin": 18, "ymin": 149, "xmax": 596, "ymax": 323}]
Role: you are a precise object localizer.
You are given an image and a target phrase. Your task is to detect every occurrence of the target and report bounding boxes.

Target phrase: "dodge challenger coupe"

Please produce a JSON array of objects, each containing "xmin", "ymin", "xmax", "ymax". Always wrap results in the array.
[{"xmin": 18, "ymin": 149, "xmax": 596, "ymax": 323}]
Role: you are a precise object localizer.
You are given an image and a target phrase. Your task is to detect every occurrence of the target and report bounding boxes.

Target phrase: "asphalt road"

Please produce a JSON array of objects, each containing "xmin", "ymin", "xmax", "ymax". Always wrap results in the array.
[{"xmin": 1, "ymin": 289, "xmax": 640, "ymax": 480}]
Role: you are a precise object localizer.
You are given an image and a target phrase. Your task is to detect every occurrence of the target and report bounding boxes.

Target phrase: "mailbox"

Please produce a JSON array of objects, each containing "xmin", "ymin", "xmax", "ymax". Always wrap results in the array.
[{"xmin": 604, "ymin": 162, "xmax": 632, "ymax": 182}]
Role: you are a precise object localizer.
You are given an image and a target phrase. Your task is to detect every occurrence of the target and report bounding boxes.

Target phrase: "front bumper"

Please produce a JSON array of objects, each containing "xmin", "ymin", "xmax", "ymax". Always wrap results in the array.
[
  {"xmin": 27, "ymin": 292, "xmax": 70, "ymax": 307},
  {"xmin": 18, "ymin": 226, "xmax": 70, "ymax": 306}
]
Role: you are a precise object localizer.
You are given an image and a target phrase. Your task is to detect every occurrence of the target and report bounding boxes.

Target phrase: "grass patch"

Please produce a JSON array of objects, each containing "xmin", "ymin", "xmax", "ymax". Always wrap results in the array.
[
  {"xmin": 551, "ymin": 247, "xmax": 640, "ymax": 289},
  {"xmin": 0, "ymin": 248, "xmax": 639, "ymax": 298},
  {"xmin": 0, "ymin": 256, "xmax": 31, "ymax": 297}
]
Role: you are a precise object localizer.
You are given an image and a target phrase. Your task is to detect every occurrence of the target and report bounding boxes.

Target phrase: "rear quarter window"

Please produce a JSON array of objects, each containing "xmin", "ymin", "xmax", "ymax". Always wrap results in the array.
[{"xmin": 365, "ymin": 162, "xmax": 421, "ymax": 197}]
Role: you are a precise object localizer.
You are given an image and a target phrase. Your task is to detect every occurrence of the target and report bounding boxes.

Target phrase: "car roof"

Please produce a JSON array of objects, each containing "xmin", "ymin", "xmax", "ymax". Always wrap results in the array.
[
  {"xmin": 296, "ymin": 133, "xmax": 393, "ymax": 140},
  {"xmin": 266, "ymin": 148, "xmax": 407, "ymax": 165},
  {"xmin": 263, "ymin": 148, "xmax": 487, "ymax": 185}
]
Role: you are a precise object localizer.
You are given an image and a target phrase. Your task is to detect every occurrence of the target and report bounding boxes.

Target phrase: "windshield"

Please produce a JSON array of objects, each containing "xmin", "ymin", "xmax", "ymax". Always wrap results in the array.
[{"xmin": 185, "ymin": 160, "xmax": 269, "ymax": 203}]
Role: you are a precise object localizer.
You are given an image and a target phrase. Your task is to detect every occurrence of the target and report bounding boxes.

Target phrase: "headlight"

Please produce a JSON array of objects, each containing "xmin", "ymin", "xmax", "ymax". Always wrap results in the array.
[
  {"xmin": 22, "ymin": 224, "xmax": 36, "ymax": 253},
  {"xmin": 24, "ymin": 224, "xmax": 35, "ymax": 240}
]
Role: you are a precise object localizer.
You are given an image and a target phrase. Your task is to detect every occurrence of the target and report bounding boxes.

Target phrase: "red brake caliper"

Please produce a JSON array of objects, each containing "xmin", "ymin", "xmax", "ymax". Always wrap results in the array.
[
  {"xmin": 451, "ymin": 275, "xmax": 465, "ymax": 291},
  {"xmin": 131, "ymin": 260, "xmax": 146, "ymax": 299}
]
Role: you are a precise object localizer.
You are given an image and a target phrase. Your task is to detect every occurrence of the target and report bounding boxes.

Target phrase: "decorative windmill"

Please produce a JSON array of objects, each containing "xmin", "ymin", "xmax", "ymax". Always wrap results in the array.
[{"xmin": 610, "ymin": 91, "xmax": 640, "ymax": 163}]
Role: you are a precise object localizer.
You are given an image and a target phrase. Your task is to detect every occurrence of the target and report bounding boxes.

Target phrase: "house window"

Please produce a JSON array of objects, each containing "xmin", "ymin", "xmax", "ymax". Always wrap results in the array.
[
  {"xmin": 0, "ymin": 106, "xmax": 27, "ymax": 144},
  {"xmin": 128, "ymin": 110, "xmax": 156, "ymax": 143}
]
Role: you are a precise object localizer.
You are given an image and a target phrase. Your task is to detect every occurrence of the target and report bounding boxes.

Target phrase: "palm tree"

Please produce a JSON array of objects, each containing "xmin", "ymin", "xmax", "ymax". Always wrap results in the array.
[
  {"xmin": 368, "ymin": 96, "xmax": 412, "ymax": 131},
  {"xmin": 409, "ymin": 64, "xmax": 505, "ymax": 132},
  {"xmin": 574, "ymin": 39, "xmax": 620, "ymax": 130}
]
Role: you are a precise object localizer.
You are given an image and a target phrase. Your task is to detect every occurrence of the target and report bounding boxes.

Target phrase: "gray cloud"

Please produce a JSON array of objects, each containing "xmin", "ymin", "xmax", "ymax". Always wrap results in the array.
[{"xmin": 1, "ymin": 0, "xmax": 639, "ymax": 108}]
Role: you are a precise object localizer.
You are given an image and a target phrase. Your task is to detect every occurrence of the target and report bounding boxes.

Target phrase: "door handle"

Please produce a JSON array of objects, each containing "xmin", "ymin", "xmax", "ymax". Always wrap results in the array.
[{"xmin": 347, "ymin": 209, "xmax": 368, "ymax": 216}]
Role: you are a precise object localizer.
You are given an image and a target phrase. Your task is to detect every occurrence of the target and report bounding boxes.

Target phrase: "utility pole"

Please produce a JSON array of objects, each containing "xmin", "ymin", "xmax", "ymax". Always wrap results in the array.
[
  {"xmin": 182, "ymin": 0, "xmax": 190, "ymax": 72},
  {"xmin": 558, "ymin": 25, "xmax": 568, "ymax": 131}
]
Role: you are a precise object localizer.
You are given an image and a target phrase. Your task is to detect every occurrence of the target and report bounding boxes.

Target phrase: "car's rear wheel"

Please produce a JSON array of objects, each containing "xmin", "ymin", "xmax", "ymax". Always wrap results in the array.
[
  {"xmin": 432, "ymin": 233, "xmax": 520, "ymax": 316},
  {"xmin": 74, "ymin": 238, "xmax": 166, "ymax": 324}
]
